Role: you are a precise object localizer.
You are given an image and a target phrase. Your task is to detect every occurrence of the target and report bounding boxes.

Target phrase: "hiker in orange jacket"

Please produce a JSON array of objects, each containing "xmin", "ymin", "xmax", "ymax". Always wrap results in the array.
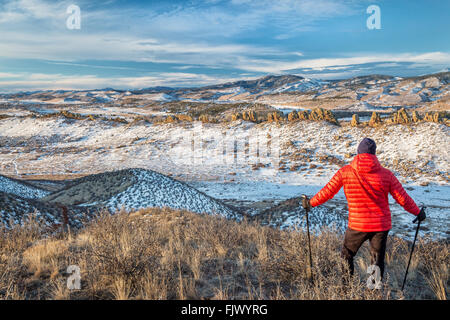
[{"xmin": 302, "ymin": 138, "xmax": 426, "ymax": 279}]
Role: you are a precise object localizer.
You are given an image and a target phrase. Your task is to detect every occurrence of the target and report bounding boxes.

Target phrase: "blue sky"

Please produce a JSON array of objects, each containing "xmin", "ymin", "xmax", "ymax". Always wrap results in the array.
[{"xmin": 0, "ymin": 0, "xmax": 449, "ymax": 92}]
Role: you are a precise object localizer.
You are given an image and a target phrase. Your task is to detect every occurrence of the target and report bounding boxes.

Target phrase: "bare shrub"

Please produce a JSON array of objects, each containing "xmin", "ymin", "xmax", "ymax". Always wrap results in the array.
[{"xmin": 0, "ymin": 208, "xmax": 447, "ymax": 300}]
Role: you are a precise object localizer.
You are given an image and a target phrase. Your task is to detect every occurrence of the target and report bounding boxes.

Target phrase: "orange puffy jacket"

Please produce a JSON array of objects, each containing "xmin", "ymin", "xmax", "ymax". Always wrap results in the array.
[{"xmin": 310, "ymin": 153, "xmax": 420, "ymax": 232}]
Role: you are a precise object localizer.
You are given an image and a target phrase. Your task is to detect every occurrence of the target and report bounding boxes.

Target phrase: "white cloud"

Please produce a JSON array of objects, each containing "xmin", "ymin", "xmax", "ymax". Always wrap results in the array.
[
  {"xmin": 0, "ymin": 0, "xmax": 447, "ymax": 92},
  {"xmin": 44, "ymin": 61, "xmax": 136, "ymax": 70},
  {"xmin": 234, "ymin": 52, "xmax": 450, "ymax": 73},
  {"xmin": 375, "ymin": 63, "xmax": 402, "ymax": 68},
  {"xmin": 146, "ymin": 0, "xmax": 356, "ymax": 40},
  {"xmin": 231, "ymin": 0, "xmax": 354, "ymax": 17},
  {"xmin": 0, "ymin": 0, "xmax": 66, "ymax": 22},
  {"xmin": 0, "ymin": 29, "xmax": 284, "ymax": 66},
  {"xmin": 298, "ymin": 71, "xmax": 357, "ymax": 80},
  {"xmin": 0, "ymin": 72, "xmax": 23, "ymax": 78},
  {"xmin": 0, "ymin": 72, "xmax": 246, "ymax": 92},
  {"xmin": 0, "ymin": 0, "xmax": 353, "ymax": 65}
]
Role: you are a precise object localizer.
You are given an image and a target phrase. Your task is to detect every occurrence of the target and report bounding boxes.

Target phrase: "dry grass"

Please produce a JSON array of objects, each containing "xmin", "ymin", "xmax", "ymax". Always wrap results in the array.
[{"xmin": 0, "ymin": 208, "xmax": 448, "ymax": 300}]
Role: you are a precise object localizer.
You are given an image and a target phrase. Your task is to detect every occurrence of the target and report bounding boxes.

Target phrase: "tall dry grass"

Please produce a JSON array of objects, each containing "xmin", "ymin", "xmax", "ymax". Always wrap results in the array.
[{"xmin": 0, "ymin": 208, "xmax": 448, "ymax": 300}]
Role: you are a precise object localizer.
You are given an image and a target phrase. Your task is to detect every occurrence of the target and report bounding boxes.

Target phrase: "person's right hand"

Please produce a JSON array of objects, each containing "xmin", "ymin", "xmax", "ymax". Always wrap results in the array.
[{"xmin": 413, "ymin": 207, "xmax": 426, "ymax": 223}]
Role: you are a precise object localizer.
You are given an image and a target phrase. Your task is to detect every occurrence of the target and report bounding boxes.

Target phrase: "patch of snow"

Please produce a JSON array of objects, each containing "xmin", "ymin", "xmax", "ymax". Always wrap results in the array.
[
  {"xmin": 0, "ymin": 175, "xmax": 50, "ymax": 199},
  {"xmin": 103, "ymin": 169, "xmax": 240, "ymax": 220}
]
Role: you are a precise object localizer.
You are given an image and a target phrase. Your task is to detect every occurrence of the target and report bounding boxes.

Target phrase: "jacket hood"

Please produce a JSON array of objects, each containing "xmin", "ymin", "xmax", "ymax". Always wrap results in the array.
[{"xmin": 350, "ymin": 153, "xmax": 381, "ymax": 173}]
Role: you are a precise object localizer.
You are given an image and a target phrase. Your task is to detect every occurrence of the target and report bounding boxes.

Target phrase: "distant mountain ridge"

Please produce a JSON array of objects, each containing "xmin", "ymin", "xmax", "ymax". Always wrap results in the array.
[
  {"xmin": 1, "ymin": 71, "xmax": 448, "ymax": 111},
  {"xmin": 2, "ymin": 72, "xmax": 447, "ymax": 96},
  {"xmin": 197, "ymin": 75, "xmax": 306, "ymax": 93}
]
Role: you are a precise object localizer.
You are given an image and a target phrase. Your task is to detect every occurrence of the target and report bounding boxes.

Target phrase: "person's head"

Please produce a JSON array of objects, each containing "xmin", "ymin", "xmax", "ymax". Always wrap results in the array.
[{"xmin": 357, "ymin": 138, "xmax": 376, "ymax": 155}]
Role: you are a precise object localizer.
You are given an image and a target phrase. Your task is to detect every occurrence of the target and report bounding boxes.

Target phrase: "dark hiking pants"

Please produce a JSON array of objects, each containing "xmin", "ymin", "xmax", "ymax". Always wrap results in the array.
[{"xmin": 341, "ymin": 227, "xmax": 389, "ymax": 278}]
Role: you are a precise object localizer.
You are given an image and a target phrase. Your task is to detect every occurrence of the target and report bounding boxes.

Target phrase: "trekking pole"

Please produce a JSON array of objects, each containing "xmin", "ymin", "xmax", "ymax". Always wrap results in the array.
[
  {"xmin": 401, "ymin": 209, "xmax": 423, "ymax": 291},
  {"xmin": 301, "ymin": 195, "xmax": 314, "ymax": 282}
]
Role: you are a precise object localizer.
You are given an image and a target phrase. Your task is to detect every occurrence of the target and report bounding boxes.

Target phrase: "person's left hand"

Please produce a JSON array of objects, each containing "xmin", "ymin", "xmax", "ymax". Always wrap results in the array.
[{"xmin": 301, "ymin": 195, "xmax": 312, "ymax": 210}]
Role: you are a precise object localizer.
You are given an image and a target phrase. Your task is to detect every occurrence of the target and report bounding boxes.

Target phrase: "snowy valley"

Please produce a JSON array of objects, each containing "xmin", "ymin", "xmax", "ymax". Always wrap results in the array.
[{"xmin": 0, "ymin": 73, "xmax": 448, "ymax": 240}]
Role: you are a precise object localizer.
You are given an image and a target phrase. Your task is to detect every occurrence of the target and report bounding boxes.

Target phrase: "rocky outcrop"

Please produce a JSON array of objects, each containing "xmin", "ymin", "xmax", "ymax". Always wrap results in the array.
[
  {"xmin": 231, "ymin": 113, "xmax": 241, "ymax": 121},
  {"xmin": 412, "ymin": 111, "xmax": 421, "ymax": 123},
  {"xmin": 177, "ymin": 114, "xmax": 193, "ymax": 122},
  {"xmin": 368, "ymin": 111, "xmax": 382, "ymax": 127},
  {"xmin": 164, "ymin": 115, "xmax": 178, "ymax": 123},
  {"xmin": 424, "ymin": 111, "xmax": 446, "ymax": 123},
  {"xmin": 199, "ymin": 114, "xmax": 211, "ymax": 123},
  {"xmin": 351, "ymin": 114, "xmax": 360, "ymax": 127},
  {"xmin": 242, "ymin": 110, "xmax": 258, "ymax": 122},
  {"xmin": 298, "ymin": 111, "xmax": 309, "ymax": 120},
  {"xmin": 287, "ymin": 110, "xmax": 299, "ymax": 121},
  {"xmin": 308, "ymin": 108, "xmax": 339, "ymax": 126},
  {"xmin": 392, "ymin": 108, "xmax": 411, "ymax": 124},
  {"xmin": 267, "ymin": 112, "xmax": 284, "ymax": 122}
]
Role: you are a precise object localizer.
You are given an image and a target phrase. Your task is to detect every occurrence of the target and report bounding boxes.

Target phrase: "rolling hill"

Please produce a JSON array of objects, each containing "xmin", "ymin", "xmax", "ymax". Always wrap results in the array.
[
  {"xmin": 0, "ymin": 168, "xmax": 242, "ymax": 227},
  {"xmin": 42, "ymin": 168, "xmax": 241, "ymax": 220},
  {"xmin": 0, "ymin": 174, "xmax": 50, "ymax": 199}
]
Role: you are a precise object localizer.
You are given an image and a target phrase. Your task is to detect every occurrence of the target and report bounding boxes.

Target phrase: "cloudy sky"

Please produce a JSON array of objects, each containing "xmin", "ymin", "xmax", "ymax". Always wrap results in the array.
[{"xmin": 0, "ymin": 0, "xmax": 449, "ymax": 92}]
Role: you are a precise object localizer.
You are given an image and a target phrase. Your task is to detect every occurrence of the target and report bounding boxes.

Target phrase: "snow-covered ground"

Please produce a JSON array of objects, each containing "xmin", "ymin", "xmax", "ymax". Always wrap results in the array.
[
  {"xmin": 1, "ymin": 118, "xmax": 447, "ymax": 180},
  {"xmin": 0, "ymin": 116, "xmax": 448, "ymax": 238},
  {"xmin": 188, "ymin": 180, "xmax": 449, "ymax": 240},
  {"xmin": 0, "ymin": 175, "xmax": 50, "ymax": 199}
]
